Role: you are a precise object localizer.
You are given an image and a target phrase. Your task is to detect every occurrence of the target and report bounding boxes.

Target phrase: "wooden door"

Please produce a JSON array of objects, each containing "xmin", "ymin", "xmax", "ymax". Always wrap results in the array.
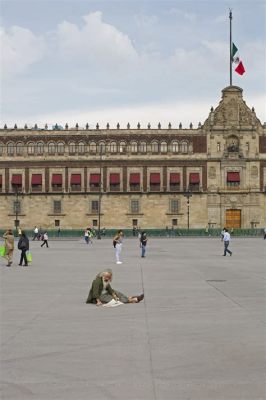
[{"xmin": 225, "ymin": 209, "xmax": 241, "ymax": 228}]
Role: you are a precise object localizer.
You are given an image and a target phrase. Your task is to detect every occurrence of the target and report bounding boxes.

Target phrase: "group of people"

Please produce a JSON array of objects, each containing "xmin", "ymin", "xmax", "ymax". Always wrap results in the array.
[
  {"xmin": 33, "ymin": 226, "xmax": 49, "ymax": 247},
  {"xmin": 112, "ymin": 230, "xmax": 148, "ymax": 264},
  {"xmin": 2, "ymin": 229, "xmax": 30, "ymax": 267},
  {"xmin": 84, "ymin": 228, "xmax": 94, "ymax": 244}
]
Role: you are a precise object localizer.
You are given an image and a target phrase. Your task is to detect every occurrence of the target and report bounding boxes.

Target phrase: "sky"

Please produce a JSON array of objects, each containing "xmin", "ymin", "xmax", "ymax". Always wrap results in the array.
[{"xmin": 1, "ymin": 0, "xmax": 266, "ymax": 129}]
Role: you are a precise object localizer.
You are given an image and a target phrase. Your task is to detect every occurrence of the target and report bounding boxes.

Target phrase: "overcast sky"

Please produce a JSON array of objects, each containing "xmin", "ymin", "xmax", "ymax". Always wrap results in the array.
[{"xmin": 1, "ymin": 0, "xmax": 266, "ymax": 129}]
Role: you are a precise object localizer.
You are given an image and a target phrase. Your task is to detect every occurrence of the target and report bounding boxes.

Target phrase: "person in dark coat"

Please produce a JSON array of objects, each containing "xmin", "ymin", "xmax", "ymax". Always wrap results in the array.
[
  {"xmin": 18, "ymin": 230, "xmax": 29, "ymax": 266},
  {"xmin": 86, "ymin": 270, "xmax": 144, "ymax": 306},
  {"xmin": 140, "ymin": 231, "xmax": 148, "ymax": 258}
]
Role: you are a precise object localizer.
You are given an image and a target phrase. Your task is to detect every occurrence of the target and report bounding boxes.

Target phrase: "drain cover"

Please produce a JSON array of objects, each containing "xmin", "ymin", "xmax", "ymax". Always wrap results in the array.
[{"xmin": 206, "ymin": 279, "xmax": 226, "ymax": 282}]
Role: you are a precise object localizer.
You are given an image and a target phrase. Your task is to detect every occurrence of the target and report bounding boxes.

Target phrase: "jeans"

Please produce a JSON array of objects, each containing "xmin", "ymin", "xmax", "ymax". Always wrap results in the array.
[
  {"xmin": 224, "ymin": 241, "xmax": 232, "ymax": 256},
  {"xmin": 141, "ymin": 245, "xmax": 146, "ymax": 257},
  {"xmin": 115, "ymin": 243, "xmax": 122, "ymax": 262},
  {"xmin": 19, "ymin": 249, "xmax": 28, "ymax": 265}
]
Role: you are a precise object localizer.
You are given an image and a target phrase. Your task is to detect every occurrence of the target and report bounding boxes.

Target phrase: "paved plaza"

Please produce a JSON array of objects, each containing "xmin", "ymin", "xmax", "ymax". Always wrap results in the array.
[{"xmin": 1, "ymin": 237, "xmax": 266, "ymax": 400}]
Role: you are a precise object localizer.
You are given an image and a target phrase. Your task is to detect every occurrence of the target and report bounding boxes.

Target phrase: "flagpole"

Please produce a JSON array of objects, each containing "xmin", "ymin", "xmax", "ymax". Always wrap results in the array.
[{"xmin": 229, "ymin": 9, "xmax": 232, "ymax": 86}]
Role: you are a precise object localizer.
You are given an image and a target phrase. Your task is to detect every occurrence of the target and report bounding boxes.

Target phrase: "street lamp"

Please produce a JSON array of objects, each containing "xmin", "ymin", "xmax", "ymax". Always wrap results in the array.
[
  {"xmin": 97, "ymin": 145, "xmax": 103, "ymax": 239},
  {"xmin": 14, "ymin": 186, "xmax": 23, "ymax": 236},
  {"xmin": 184, "ymin": 188, "xmax": 192, "ymax": 229}
]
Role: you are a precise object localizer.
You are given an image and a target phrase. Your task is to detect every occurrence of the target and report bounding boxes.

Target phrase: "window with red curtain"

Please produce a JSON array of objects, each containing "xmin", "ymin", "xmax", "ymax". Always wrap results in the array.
[
  {"xmin": 90, "ymin": 174, "xmax": 101, "ymax": 184},
  {"xmin": 52, "ymin": 174, "xmax": 62, "ymax": 185},
  {"xmin": 150, "ymin": 173, "xmax": 160, "ymax": 184},
  {"xmin": 130, "ymin": 173, "xmax": 140, "ymax": 184},
  {"xmin": 189, "ymin": 173, "xmax": 200, "ymax": 184},
  {"xmin": 227, "ymin": 172, "xmax": 240, "ymax": 182},
  {"xmin": 110, "ymin": 173, "xmax": 120, "ymax": 184},
  {"xmin": 31, "ymin": 174, "xmax": 42, "ymax": 185},
  {"xmin": 0, "ymin": 175, "xmax": 2, "ymax": 186},
  {"xmin": 170, "ymin": 173, "xmax": 180, "ymax": 184},
  {"xmin": 11, "ymin": 174, "xmax": 22, "ymax": 185},
  {"xmin": 70, "ymin": 174, "xmax": 81, "ymax": 184}
]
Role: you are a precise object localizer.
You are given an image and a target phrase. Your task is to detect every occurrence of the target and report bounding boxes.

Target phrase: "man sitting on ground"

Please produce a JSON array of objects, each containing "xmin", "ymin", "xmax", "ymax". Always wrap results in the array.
[{"xmin": 86, "ymin": 270, "xmax": 144, "ymax": 306}]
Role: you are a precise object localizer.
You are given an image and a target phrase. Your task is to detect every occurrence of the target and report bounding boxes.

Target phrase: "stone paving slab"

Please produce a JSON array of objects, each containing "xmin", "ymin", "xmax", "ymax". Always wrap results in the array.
[{"xmin": 0, "ymin": 237, "xmax": 266, "ymax": 400}]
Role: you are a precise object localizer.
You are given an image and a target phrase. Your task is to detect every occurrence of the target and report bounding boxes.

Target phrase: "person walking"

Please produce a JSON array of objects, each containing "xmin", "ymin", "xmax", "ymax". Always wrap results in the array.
[
  {"xmin": 18, "ymin": 231, "xmax": 29, "ymax": 266},
  {"xmin": 140, "ymin": 231, "xmax": 148, "ymax": 258},
  {"xmin": 263, "ymin": 228, "xmax": 266, "ymax": 240},
  {"xmin": 84, "ymin": 228, "xmax": 89, "ymax": 244},
  {"xmin": 33, "ymin": 226, "xmax": 39, "ymax": 240},
  {"xmin": 223, "ymin": 228, "xmax": 232, "ymax": 256},
  {"xmin": 88, "ymin": 228, "xmax": 93, "ymax": 244},
  {"xmin": 113, "ymin": 230, "xmax": 123, "ymax": 264},
  {"xmin": 41, "ymin": 231, "xmax": 49, "ymax": 248},
  {"xmin": 3, "ymin": 229, "xmax": 14, "ymax": 267}
]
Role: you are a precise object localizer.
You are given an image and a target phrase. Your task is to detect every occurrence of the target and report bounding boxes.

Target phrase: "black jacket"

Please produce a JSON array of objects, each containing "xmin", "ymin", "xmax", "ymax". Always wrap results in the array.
[{"xmin": 18, "ymin": 235, "xmax": 29, "ymax": 251}]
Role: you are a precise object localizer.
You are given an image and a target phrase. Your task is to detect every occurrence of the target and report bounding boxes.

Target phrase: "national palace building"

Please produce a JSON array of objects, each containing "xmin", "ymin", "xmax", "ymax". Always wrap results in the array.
[{"xmin": 1, "ymin": 86, "xmax": 266, "ymax": 230}]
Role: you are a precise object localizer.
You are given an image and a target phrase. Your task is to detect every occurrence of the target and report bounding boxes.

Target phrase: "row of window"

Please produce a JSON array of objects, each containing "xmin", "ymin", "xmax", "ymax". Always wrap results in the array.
[
  {"xmin": 0, "ymin": 172, "xmax": 202, "ymax": 193},
  {"xmin": 0, "ymin": 140, "xmax": 192, "ymax": 156},
  {"xmin": 12, "ymin": 198, "xmax": 180, "ymax": 217}
]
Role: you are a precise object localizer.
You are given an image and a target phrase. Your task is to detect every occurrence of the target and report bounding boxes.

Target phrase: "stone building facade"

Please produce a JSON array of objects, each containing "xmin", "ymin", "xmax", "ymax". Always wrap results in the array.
[{"xmin": 1, "ymin": 86, "xmax": 266, "ymax": 230}]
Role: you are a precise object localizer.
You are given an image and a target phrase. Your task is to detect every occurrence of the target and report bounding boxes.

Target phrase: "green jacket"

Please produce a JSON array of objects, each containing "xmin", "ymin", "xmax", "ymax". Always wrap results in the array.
[{"xmin": 86, "ymin": 276, "xmax": 115, "ymax": 303}]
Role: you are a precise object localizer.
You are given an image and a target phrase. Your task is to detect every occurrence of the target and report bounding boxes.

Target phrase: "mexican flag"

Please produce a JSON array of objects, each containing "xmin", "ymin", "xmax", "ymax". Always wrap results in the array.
[{"xmin": 232, "ymin": 43, "xmax": 245, "ymax": 75}]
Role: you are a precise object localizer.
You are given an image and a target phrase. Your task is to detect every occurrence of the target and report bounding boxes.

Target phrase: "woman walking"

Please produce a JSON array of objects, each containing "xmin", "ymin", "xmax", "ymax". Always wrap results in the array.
[
  {"xmin": 3, "ymin": 229, "xmax": 14, "ymax": 267},
  {"xmin": 18, "ymin": 230, "xmax": 29, "ymax": 266},
  {"xmin": 140, "ymin": 231, "xmax": 148, "ymax": 258},
  {"xmin": 113, "ymin": 230, "xmax": 123, "ymax": 264}
]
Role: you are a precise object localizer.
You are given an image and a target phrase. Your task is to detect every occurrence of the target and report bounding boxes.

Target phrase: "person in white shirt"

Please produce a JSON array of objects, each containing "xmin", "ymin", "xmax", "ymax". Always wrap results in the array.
[
  {"xmin": 41, "ymin": 232, "xmax": 49, "ymax": 248},
  {"xmin": 33, "ymin": 226, "xmax": 39, "ymax": 241},
  {"xmin": 113, "ymin": 230, "xmax": 124, "ymax": 264},
  {"xmin": 223, "ymin": 228, "xmax": 232, "ymax": 256}
]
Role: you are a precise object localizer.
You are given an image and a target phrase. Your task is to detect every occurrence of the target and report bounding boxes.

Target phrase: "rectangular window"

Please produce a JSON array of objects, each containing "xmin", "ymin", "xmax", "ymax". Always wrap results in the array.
[
  {"xmin": 55, "ymin": 219, "xmax": 60, "ymax": 227},
  {"xmin": 189, "ymin": 173, "xmax": 200, "ymax": 192},
  {"xmin": 150, "ymin": 173, "xmax": 161, "ymax": 191},
  {"xmin": 131, "ymin": 200, "xmax": 139, "ymax": 214},
  {"xmin": 170, "ymin": 173, "xmax": 180, "ymax": 192},
  {"xmin": 172, "ymin": 218, "xmax": 178, "ymax": 226},
  {"xmin": 129, "ymin": 173, "xmax": 140, "ymax": 191},
  {"xmin": 70, "ymin": 174, "xmax": 81, "ymax": 191},
  {"xmin": 11, "ymin": 174, "xmax": 23, "ymax": 192},
  {"xmin": 217, "ymin": 143, "xmax": 221, "ymax": 152},
  {"xmin": 91, "ymin": 200, "xmax": 99, "ymax": 213},
  {"xmin": 110, "ymin": 173, "xmax": 120, "ymax": 191},
  {"xmin": 170, "ymin": 199, "xmax": 179, "ymax": 213},
  {"xmin": 13, "ymin": 200, "xmax": 21, "ymax": 214},
  {"xmin": 92, "ymin": 219, "xmax": 98, "ymax": 227},
  {"xmin": 53, "ymin": 200, "xmax": 61, "ymax": 214},
  {"xmin": 132, "ymin": 219, "xmax": 138, "ymax": 227},
  {"xmin": 227, "ymin": 172, "xmax": 240, "ymax": 187},
  {"xmin": 52, "ymin": 174, "xmax": 62, "ymax": 191},
  {"xmin": 90, "ymin": 173, "xmax": 101, "ymax": 191},
  {"xmin": 31, "ymin": 174, "xmax": 42, "ymax": 192},
  {"xmin": 0, "ymin": 175, "xmax": 2, "ymax": 192}
]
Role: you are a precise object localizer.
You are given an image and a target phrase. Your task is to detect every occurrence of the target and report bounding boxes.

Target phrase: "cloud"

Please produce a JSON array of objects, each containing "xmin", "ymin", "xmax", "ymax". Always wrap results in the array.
[
  {"xmin": 166, "ymin": 8, "xmax": 196, "ymax": 22},
  {"xmin": 56, "ymin": 11, "xmax": 139, "ymax": 70},
  {"xmin": 0, "ymin": 26, "xmax": 46, "ymax": 79}
]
